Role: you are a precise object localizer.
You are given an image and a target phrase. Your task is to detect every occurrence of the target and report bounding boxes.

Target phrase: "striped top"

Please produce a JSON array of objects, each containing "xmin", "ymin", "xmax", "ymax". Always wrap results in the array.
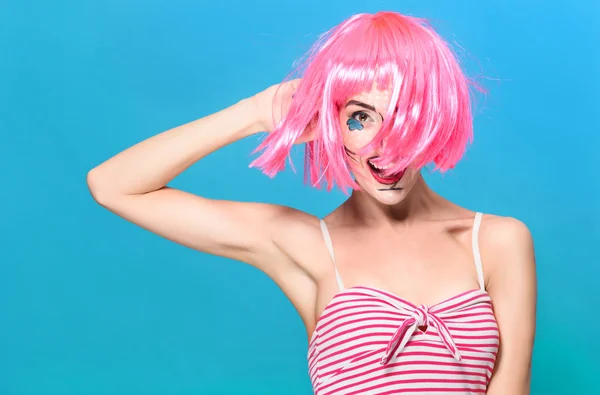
[{"xmin": 308, "ymin": 212, "xmax": 499, "ymax": 394}]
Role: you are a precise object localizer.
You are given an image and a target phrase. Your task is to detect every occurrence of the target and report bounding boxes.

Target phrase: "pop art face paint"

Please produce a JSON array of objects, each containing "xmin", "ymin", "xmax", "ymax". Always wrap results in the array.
[
  {"xmin": 340, "ymin": 85, "xmax": 421, "ymax": 206},
  {"xmin": 346, "ymin": 118, "xmax": 364, "ymax": 131}
]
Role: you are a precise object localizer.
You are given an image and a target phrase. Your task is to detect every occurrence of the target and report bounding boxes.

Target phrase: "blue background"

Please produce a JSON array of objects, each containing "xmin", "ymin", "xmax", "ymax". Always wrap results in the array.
[{"xmin": 1, "ymin": 0, "xmax": 598, "ymax": 394}]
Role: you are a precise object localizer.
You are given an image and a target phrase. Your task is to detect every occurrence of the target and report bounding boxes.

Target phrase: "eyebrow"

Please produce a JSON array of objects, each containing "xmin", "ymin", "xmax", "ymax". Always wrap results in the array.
[
  {"xmin": 345, "ymin": 100, "xmax": 384, "ymax": 121},
  {"xmin": 345, "ymin": 100, "xmax": 377, "ymax": 112}
]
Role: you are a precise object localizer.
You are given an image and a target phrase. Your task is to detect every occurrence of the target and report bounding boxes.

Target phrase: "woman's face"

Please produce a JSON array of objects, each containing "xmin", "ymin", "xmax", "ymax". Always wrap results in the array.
[{"xmin": 340, "ymin": 86, "xmax": 421, "ymax": 206}]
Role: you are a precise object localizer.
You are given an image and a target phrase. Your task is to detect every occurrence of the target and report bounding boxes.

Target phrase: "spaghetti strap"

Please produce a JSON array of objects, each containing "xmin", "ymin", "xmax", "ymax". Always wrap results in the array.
[
  {"xmin": 319, "ymin": 219, "xmax": 345, "ymax": 291},
  {"xmin": 471, "ymin": 212, "xmax": 486, "ymax": 291}
]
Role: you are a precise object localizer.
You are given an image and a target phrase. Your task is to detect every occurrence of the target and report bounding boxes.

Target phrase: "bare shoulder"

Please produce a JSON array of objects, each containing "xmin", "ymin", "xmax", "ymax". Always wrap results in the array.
[
  {"xmin": 480, "ymin": 214, "xmax": 533, "ymax": 246},
  {"xmin": 265, "ymin": 205, "xmax": 340, "ymax": 331},
  {"xmin": 478, "ymin": 214, "xmax": 536, "ymax": 288},
  {"xmin": 269, "ymin": 204, "xmax": 321, "ymax": 248},
  {"xmin": 477, "ymin": 214, "xmax": 537, "ymax": 392},
  {"xmin": 269, "ymin": 205, "xmax": 335, "ymax": 279}
]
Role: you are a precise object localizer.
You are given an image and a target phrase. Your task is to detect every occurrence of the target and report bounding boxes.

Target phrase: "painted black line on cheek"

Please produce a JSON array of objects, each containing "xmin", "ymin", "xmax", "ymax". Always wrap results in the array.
[{"xmin": 344, "ymin": 146, "xmax": 359, "ymax": 162}]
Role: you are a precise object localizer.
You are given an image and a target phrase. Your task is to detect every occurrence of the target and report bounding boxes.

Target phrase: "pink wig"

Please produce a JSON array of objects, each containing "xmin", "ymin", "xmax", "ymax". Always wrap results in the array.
[{"xmin": 250, "ymin": 11, "xmax": 479, "ymax": 191}]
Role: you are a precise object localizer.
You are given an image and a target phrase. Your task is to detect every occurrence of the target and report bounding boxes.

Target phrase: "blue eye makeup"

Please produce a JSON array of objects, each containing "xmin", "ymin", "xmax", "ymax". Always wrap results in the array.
[
  {"xmin": 346, "ymin": 118, "xmax": 364, "ymax": 131},
  {"xmin": 346, "ymin": 111, "xmax": 373, "ymax": 131}
]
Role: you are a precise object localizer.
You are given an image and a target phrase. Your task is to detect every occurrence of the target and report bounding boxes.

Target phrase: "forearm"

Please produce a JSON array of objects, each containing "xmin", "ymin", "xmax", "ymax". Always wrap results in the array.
[{"xmin": 88, "ymin": 98, "xmax": 260, "ymax": 198}]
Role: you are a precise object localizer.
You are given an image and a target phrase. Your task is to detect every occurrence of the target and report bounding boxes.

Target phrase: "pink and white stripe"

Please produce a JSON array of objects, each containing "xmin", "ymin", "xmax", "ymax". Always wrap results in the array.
[{"xmin": 308, "ymin": 286, "xmax": 499, "ymax": 394}]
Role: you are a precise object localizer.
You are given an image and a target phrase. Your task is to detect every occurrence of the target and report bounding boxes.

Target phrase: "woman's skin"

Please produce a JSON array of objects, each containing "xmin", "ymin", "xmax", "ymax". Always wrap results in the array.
[{"xmin": 88, "ymin": 80, "xmax": 536, "ymax": 394}]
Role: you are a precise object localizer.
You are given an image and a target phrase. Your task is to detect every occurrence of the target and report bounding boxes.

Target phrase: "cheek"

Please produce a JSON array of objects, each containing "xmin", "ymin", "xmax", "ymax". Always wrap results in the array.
[
  {"xmin": 342, "ymin": 127, "xmax": 378, "ymax": 152},
  {"xmin": 403, "ymin": 168, "xmax": 421, "ymax": 185}
]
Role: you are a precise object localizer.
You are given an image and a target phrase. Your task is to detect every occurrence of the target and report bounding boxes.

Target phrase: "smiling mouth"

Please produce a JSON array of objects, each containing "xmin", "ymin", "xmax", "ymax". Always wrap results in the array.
[{"xmin": 367, "ymin": 158, "xmax": 405, "ymax": 186}]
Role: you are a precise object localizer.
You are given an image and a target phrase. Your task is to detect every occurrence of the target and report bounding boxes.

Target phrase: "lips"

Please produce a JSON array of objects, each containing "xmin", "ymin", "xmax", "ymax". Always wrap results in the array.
[{"xmin": 367, "ymin": 158, "xmax": 405, "ymax": 185}]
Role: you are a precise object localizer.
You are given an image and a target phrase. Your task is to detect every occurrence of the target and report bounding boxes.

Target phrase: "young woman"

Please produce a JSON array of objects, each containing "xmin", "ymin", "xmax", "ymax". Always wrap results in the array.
[{"xmin": 88, "ymin": 11, "xmax": 536, "ymax": 395}]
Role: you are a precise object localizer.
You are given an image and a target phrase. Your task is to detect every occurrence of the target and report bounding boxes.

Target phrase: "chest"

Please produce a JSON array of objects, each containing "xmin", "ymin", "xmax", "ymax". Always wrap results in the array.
[
  {"xmin": 324, "ymin": 224, "xmax": 479, "ymax": 306},
  {"xmin": 309, "ymin": 287, "xmax": 499, "ymax": 392}
]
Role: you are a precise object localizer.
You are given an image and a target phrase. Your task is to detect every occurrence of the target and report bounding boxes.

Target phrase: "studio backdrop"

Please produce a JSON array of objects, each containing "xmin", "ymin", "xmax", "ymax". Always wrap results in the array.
[{"xmin": 1, "ymin": 0, "xmax": 598, "ymax": 394}]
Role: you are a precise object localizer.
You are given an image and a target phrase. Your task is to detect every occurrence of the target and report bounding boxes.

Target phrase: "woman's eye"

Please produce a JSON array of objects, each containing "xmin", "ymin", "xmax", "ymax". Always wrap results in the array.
[
  {"xmin": 346, "ymin": 111, "xmax": 375, "ymax": 131},
  {"xmin": 352, "ymin": 111, "xmax": 372, "ymax": 123}
]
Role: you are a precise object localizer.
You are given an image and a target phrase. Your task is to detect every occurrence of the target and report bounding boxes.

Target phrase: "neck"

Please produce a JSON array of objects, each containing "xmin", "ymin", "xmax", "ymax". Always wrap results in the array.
[{"xmin": 344, "ymin": 174, "xmax": 445, "ymax": 226}]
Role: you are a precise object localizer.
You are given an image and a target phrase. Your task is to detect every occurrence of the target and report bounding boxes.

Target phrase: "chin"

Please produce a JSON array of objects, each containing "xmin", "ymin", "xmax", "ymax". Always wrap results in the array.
[
  {"xmin": 375, "ymin": 191, "xmax": 407, "ymax": 205},
  {"xmin": 353, "ymin": 168, "xmax": 420, "ymax": 205}
]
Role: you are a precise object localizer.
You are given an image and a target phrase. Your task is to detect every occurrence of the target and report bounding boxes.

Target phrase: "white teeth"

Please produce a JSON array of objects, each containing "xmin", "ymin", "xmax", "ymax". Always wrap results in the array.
[{"xmin": 368, "ymin": 160, "xmax": 390, "ymax": 170}]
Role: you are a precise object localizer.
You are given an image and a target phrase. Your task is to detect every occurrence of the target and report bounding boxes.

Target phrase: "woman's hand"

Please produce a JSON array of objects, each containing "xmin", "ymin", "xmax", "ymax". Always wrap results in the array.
[
  {"xmin": 251, "ymin": 79, "xmax": 301, "ymax": 132},
  {"xmin": 250, "ymin": 79, "xmax": 316, "ymax": 144}
]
